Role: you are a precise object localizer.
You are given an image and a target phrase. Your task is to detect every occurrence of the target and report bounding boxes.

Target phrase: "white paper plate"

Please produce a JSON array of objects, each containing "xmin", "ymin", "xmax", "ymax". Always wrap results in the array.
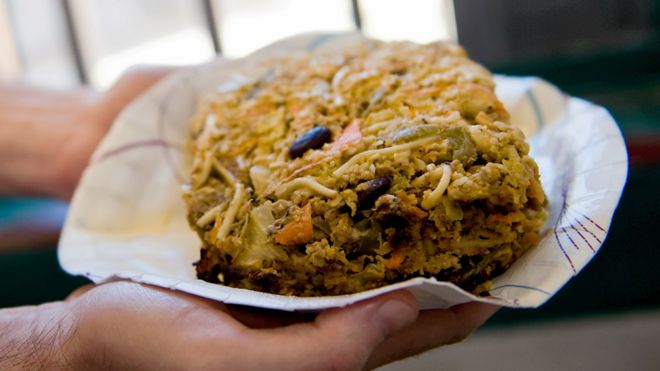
[{"xmin": 59, "ymin": 33, "xmax": 627, "ymax": 311}]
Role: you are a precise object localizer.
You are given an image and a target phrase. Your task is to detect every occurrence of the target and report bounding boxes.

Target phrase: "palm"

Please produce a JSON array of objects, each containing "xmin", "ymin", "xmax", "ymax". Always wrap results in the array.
[{"xmin": 65, "ymin": 281, "xmax": 496, "ymax": 370}]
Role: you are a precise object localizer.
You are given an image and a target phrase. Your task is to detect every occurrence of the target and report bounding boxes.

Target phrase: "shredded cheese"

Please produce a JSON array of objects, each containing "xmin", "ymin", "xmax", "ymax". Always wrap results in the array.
[
  {"xmin": 249, "ymin": 165, "xmax": 271, "ymax": 196},
  {"xmin": 203, "ymin": 113, "xmax": 217, "ymax": 134},
  {"xmin": 193, "ymin": 152, "xmax": 213, "ymax": 188},
  {"xmin": 363, "ymin": 117, "xmax": 403, "ymax": 135},
  {"xmin": 421, "ymin": 164, "xmax": 452, "ymax": 210},
  {"xmin": 331, "ymin": 65, "xmax": 350, "ymax": 105},
  {"xmin": 333, "ymin": 136, "xmax": 440, "ymax": 177},
  {"xmin": 216, "ymin": 182, "xmax": 245, "ymax": 241},
  {"xmin": 211, "ymin": 158, "xmax": 237, "ymax": 187},
  {"xmin": 195, "ymin": 113, "xmax": 218, "ymax": 149},
  {"xmin": 332, "ymin": 65, "xmax": 350, "ymax": 91},
  {"xmin": 277, "ymin": 177, "xmax": 338, "ymax": 198},
  {"xmin": 196, "ymin": 203, "xmax": 227, "ymax": 228}
]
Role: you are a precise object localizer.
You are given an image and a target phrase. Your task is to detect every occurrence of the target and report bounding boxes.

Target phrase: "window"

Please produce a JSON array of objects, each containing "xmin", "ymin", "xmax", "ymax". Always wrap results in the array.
[
  {"xmin": 68, "ymin": 0, "xmax": 216, "ymax": 88},
  {"xmin": 1, "ymin": 0, "xmax": 458, "ymax": 89},
  {"xmin": 359, "ymin": 0, "xmax": 456, "ymax": 43},
  {"xmin": 213, "ymin": 0, "xmax": 356, "ymax": 58},
  {"xmin": 0, "ymin": 0, "xmax": 19, "ymax": 81},
  {"xmin": 4, "ymin": 0, "xmax": 78, "ymax": 88}
]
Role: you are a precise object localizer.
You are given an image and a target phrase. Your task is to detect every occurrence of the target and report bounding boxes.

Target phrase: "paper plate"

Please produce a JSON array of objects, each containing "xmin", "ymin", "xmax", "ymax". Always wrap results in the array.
[{"xmin": 59, "ymin": 33, "xmax": 627, "ymax": 311}]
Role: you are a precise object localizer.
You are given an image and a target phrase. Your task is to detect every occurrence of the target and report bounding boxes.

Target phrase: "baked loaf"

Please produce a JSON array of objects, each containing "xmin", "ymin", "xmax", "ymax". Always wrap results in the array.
[{"xmin": 184, "ymin": 39, "xmax": 547, "ymax": 296}]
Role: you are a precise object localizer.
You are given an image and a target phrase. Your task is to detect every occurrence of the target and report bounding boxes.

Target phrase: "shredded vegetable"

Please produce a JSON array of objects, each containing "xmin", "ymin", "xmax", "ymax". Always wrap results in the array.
[
  {"xmin": 333, "ymin": 136, "xmax": 440, "ymax": 176},
  {"xmin": 193, "ymin": 152, "xmax": 213, "ymax": 188},
  {"xmin": 421, "ymin": 164, "xmax": 452, "ymax": 210},
  {"xmin": 277, "ymin": 177, "xmax": 338, "ymax": 198},
  {"xmin": 196, "ymin": 203, "xmax": 226, "ymax": 228},
  {"xmin": 211, "ymin": 158, "xmax": 237, "ymax": 187},
  {"xmin": 216, "ymin": 182, "xmax": 245, "ymax": 241}
]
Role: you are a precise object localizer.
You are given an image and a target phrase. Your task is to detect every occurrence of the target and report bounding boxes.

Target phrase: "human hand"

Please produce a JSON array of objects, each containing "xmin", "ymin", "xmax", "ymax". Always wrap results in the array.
[
  {"xmin": 53, "ymin": 67, "xmax": 174, "ymax": 199},
  {"xmin": 0, "ymin": 66, "xmax": 173, "ymax": 199},
  {"xmin": 3, "ymin": 281, "xmax": 496, "ymax": 370}
]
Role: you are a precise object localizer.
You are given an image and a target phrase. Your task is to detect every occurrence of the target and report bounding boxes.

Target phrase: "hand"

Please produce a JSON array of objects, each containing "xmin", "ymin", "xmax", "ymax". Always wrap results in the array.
[
  {"xmin": 53, "ymin": 67, "xmax": 174, "ymax": 199},
  {"xmin": 0, "ymin": 67, "xmax": 173, "ymax": 199},
  {"xmin": 5, "ymin": 281, "xmax": 496, "ymax": 370}
]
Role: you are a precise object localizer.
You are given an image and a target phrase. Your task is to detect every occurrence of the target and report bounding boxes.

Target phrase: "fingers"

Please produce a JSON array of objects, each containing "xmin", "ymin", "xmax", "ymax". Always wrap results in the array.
[
  {"xmin": 247, "ymin": 290, "xmax": 419, "ymax": 371},
  {"xmin": 364, "ymin": 302, "xmax": 499, "ymax": 369},
  {"xmin": 98, "ymin": 65, "xmax": 176, "ymax": 128},
  {"xmin": 110, "ymin": 65, "xmax": 175, "ymax": 98},
  {"xmin": 55, "ymin": 65, "xmax": 177, "ymax": 199}
]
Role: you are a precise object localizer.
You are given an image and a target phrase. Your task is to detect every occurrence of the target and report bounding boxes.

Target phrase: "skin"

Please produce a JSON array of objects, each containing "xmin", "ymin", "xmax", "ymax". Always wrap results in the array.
[{"xmin": 0, "ymin": 66, "xmax": 498, "ymax": 370}]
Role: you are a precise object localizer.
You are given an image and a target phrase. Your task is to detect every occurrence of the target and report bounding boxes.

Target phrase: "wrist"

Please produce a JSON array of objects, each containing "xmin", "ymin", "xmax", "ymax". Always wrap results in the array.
[{"xmin": 0, "ymin": 300, "xmax": 80, "ymax": 370}]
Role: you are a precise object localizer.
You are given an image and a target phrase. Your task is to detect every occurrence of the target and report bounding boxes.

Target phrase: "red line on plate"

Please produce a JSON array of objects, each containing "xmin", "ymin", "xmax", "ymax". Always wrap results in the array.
[
  {"xmin": 561, "ymin": 226, "xmax": 579, "ymax": 251},
  {"xmin": 568, "ymin": 221, "xmax": 596, "ymax": 253},
  {"xmin": 94, "ymin": 139, "xmax": 177, "ymax": 163},
  {"xmin": 572, "ymin": 209, "xmax": 606, "ymax": 232},
  {"xmin": 554, "ymin": 228, "xmax": 577, "ymax": 273}
]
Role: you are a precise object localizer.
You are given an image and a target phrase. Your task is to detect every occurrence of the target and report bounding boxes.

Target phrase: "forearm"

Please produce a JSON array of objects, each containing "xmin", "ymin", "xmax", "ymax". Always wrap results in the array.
[
  {"xmin": 0, "ymin": 84, "xmax": 98, "ymax": 197},
  {"xmin": 0, "ymin": 301, "xmax": 77, "ymax": 370}
]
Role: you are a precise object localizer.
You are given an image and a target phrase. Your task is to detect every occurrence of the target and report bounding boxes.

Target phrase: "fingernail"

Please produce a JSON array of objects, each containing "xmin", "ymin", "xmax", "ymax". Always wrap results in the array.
[{"xmin": 373, "ymin": 298, "xmax": 418, "ymax": 335}]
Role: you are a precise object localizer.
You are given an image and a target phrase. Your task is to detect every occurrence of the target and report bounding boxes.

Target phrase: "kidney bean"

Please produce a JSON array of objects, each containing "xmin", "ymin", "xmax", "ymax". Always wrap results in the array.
[
  {"xmin": 289, "ymin": 126, "xmax": 332, "ymax": 158},
  {"xmin": 357, "ymin": 177, "xmax": 391, "ymax": 209}
]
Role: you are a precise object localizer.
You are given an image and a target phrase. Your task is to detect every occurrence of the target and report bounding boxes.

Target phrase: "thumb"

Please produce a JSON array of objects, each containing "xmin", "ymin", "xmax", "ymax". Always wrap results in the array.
[{"xmin": 252, "ymin": 290, "xmax": 419, "ymax": 371}]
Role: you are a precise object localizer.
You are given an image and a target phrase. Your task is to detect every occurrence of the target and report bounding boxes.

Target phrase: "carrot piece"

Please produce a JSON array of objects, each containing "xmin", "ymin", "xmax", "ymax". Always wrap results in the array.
[
  {"xmin": 385, "ymin": 248, "xmax": 406, "ymax": 270},
  {"xmin": 330, "ymin": 119, "xmax": 362, "ymax": 151},
  {"xmin": 275, "ymin": 203, "xmax": 313, "ymax": 246}
]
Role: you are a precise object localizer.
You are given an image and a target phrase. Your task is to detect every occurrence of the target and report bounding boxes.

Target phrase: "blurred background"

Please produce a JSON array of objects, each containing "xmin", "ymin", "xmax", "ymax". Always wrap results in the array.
[{"xmin": 1, "ymin": 0, "xmax": 658, "ymax": 369}]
